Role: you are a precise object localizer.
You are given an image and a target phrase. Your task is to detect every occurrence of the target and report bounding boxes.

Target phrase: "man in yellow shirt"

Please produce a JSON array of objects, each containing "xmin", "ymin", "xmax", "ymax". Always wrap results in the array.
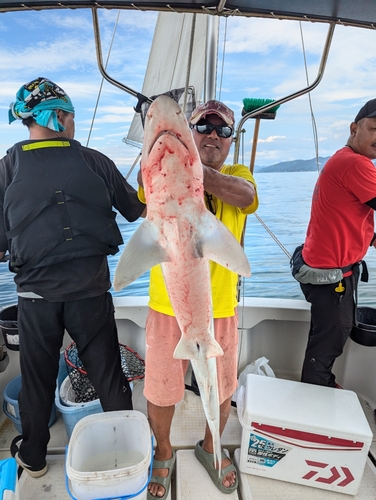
[{"xmin": 142, "ymin": 100, "xmax": 258, "ymax": 498}]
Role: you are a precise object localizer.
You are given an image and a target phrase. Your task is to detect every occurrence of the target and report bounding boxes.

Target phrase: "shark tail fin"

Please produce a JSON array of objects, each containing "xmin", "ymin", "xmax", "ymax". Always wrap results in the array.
[{"xmin": 191, "ymin": 356, "xmax": 222, "ymax": 474}]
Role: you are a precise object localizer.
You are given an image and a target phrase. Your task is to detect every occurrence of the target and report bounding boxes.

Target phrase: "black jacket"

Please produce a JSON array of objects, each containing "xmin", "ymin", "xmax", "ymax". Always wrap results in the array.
[{"xmin": 4, "ymin": 139, "xmax": 123, "ymax": 274}]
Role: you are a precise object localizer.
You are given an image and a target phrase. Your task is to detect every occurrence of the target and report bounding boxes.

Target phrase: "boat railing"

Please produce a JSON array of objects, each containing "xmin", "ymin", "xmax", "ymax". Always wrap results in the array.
[{"xmin": 91, "ymin": 4, "xmax": 336, "ymax": 169}]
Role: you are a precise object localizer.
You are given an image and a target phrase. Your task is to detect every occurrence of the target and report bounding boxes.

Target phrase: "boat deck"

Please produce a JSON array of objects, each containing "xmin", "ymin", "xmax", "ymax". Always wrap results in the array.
[{"xmin": 1, "ymin": 378, "xmax": 376, "ymax": 500}]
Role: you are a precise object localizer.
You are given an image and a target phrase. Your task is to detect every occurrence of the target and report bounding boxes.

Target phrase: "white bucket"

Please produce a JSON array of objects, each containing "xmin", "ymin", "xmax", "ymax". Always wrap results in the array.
[{"xmin": 66, "ymin": 410, "xmax": 152, "ymax": 500}]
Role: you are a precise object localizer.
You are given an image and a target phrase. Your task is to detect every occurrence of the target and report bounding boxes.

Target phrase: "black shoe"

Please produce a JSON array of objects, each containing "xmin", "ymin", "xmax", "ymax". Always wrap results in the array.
[
  {"xmin": 10, "ymin": 435, "xmax": 48, "ymax": 478},
  {"xmin": 10, "ymin": 435, "xmax": 23, "ymax": 458}
]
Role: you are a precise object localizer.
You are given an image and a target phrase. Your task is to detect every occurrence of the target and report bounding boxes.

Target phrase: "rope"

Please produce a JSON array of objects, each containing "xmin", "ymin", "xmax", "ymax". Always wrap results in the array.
[
  {"xmin": 237, "ymin": 268, "xmax": 246, "ymax": 369},
  {"xmin": 299, "ymin": 21, "xmax": 320, "ymax": 173},
  {"xmin": 86, "ymin": 10, "xmax": 121, "ymax": 148},
  {"xmin": 125, "ymin": 152, "xmax": 142, "ymax": 181},
  {"xmin": 254, "ymin": 213, "xmax": 292, "ymax": 259}
]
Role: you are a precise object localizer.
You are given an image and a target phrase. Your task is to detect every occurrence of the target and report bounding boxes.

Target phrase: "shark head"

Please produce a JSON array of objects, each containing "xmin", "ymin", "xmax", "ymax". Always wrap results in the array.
[
  {"xmin": 142, "ymin": 95, "xmax": 193, "ymax": 157},
  {"xmin": 140, "ymin": 94, "xmax": 204, "ymax": 205}
]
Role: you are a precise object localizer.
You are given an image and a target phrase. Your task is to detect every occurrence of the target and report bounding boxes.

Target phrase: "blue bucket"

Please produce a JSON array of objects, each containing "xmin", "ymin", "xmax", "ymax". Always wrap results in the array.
[
  {"xmin": 55, "ymin": 353, "xmax": 103, "ymax": 439},
  {"xmin": 0, "ymin": 458, "xmax": 18, "ymax": 500},
  {"xmin": 3, "ymin": 375, "xmax": 56, "ymax": 433}
]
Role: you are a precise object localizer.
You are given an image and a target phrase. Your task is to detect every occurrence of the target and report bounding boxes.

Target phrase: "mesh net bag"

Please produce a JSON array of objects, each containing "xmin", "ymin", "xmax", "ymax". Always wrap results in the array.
[{"xmin": 64, "ymin": 342, "xmax": 145, "ymax": 403}]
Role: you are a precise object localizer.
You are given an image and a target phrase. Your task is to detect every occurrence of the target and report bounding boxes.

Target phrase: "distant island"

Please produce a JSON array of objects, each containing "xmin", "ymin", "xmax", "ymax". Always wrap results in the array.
[{"xmin": 254, "ymin": 156, "xmax": 330, "ymax": 173}]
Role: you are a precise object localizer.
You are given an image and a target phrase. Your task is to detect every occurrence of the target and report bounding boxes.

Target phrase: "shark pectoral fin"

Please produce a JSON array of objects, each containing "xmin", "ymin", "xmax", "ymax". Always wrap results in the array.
[
  {"xmin": 173, "ymin": 338, "xmax": 199, "ymax": 360},
  {"xmin": 173, "ymin": 335, "xmax": 224, "ymax": 361},
  {"xmin": 201, "ymin": 336, "xmax": 224, "ymax": 359},
  {"xmin": 198, "ymin": 212, "xmax": 251, "ymax": 278},
  {"xmin": 113, "ymin": 218, "xmax": 170, "ymax": 291}
]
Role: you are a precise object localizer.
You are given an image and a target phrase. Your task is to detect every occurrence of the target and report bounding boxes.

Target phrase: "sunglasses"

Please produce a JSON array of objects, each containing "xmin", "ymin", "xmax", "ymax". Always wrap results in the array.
[{"xmin": 190, "ymin": 123, "xmax": 233, "ymax": 139}]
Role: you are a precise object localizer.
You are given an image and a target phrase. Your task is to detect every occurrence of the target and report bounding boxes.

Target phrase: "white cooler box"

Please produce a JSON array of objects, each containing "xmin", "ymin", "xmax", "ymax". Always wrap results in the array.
[{"xmin": 238, "ymin": 375, "xmax": 373, "ymax": 496}]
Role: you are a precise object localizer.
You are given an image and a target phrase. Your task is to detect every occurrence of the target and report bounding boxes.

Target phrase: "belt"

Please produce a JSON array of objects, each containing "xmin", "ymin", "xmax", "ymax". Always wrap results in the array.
[{"xmin": 341, "ymin": 261, "xmax": 368, "ymax": 282}]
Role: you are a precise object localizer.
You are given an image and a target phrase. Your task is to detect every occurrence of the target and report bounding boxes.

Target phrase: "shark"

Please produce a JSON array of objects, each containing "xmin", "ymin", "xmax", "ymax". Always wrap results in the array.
[{"xmin": 113, "ymin": 94, "xmax": 251, "ymax": 470}]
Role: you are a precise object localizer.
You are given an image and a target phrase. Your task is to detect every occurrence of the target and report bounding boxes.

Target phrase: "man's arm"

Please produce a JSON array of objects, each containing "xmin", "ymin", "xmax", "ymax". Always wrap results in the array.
[
  {"xmin": 137, "ymin": 168, "xmax": 143, "ymax": 188},
  {"xmin": 365, "ymin": 197, "xmax": 376, "ymax": 210},
  {"xmin": 80, "ymin": 148, "xmax": 145, "ymax": 222},
  {"xmin": 137, "ymin": 164, "xmax": 254, "ymax": 211},
  {"xmin": 365, "ymin": 198, "xmax": 376, "ymax": 247},
  {"xmin": 202, "ymin": 165, "xmax": 256, "ymax": 208},
  {"xmin": 136, "ymin": 168, "xmax": 147, "ymax": 217}
]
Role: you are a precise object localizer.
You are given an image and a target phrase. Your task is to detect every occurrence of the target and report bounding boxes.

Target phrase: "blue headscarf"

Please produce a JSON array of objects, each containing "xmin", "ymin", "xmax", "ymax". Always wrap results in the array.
[{"xmin": 9, "ymin": 77, "xmax": 75, "ymax": 132}]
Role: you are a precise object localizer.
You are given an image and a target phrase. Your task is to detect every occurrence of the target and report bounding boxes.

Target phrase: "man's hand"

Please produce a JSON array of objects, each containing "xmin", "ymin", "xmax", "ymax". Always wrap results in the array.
[
  {"xmin": 0, "ymin": 252, "xmax": 9, "ymax": 262},
  {"xmin": 137, "ymin": 168, "xmax": 144, "ymax": 188}
]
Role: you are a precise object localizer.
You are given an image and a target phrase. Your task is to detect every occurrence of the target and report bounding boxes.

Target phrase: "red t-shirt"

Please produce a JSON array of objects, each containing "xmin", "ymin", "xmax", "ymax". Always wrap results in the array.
[{"xmin": 303, "ymin": 147, "xmax": 376, "ymax": 269}]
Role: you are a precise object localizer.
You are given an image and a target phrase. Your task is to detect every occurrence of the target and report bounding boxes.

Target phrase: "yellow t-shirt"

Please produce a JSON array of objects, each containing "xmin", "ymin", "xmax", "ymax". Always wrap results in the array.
[{"xmin": 138, "ymin": 164, "xmax": 258, "ymax": 318}]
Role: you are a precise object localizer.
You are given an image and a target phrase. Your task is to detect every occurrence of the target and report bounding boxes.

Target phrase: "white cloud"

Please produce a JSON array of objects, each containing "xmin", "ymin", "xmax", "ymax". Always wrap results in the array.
[
  {"xmin": 222, "ymin": 18, "xmax": 328, "ymax": 55},
  {"xmin": 88, "ymin": 114, "xmax": 130, "ymax": 124},
  {"xmin": 89, "ymin": 105, "xmax": 135, "ymax": 115},
  {"xmin": 256, "ymin": 135, "xmax": 286, "ymax": 143},
  {"xmin": 0, "ymin": 39, "xmax": 98, "ymax": 76},
  {"xmin": 16, "ymin": 11, "xmax": 93, "ymax": 32}
]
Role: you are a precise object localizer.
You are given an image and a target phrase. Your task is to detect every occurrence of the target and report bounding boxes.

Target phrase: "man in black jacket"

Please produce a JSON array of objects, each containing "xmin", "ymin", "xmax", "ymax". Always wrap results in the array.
[{"xmin": 0, "ymin": 77, "xmax": 145, "ymax": 477}]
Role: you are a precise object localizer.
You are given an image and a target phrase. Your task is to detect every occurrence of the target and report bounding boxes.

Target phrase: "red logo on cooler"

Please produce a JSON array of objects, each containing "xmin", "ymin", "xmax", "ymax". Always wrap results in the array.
[{"xmin": 303, "ymin": 460, "xmax": 355, "ymax": 486}]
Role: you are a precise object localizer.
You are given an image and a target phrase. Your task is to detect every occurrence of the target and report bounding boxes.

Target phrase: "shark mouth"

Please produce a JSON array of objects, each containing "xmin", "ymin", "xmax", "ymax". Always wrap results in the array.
[{"xmin": 148, "ymin": 130, "xmax": 189, "ymax": 155}]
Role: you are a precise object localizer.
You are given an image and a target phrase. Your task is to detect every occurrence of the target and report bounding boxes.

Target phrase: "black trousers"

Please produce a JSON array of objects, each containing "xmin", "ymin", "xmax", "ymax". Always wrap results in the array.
[
  {"xmin": 17, "ymin": 292, "xmax": 132, "ymax": 466},
  {"xmin": 300, "ymin": 266, "xmax": 359, "ymax": 387}
]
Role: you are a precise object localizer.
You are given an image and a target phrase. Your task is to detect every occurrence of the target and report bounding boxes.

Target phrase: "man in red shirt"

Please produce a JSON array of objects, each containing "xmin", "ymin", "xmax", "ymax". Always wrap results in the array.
[{"xmin": 300, "ymin": 98, "xmax": 376, "ymax": 387}]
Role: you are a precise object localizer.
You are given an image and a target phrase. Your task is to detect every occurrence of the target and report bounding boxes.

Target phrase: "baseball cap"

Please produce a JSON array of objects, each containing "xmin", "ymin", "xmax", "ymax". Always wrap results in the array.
[
  {"xmin": 354, "ymin": 98, "xmax": 376, "ymax": 123},
  {"xmin": 190, "ymin": 100, "xmax": 235, "ymax": 127}
]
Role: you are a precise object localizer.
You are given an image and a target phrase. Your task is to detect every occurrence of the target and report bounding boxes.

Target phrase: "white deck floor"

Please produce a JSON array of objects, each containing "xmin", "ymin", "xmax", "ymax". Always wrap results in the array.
[{"xmin": 1, "ymin": 379, "xmax": 376, "ymax": 500}]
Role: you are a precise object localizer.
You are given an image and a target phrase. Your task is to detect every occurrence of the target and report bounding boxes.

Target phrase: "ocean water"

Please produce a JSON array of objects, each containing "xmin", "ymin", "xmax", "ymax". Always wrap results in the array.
[{"xmin": 1, "ymin": 171, "xmax": 376, "ymax": 308}]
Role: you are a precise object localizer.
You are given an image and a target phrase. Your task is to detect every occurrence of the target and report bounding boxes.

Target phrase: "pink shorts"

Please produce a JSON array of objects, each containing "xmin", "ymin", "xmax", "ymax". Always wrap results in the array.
[{"xmin": 144, "ymin": 308, "xmax": 238, "ymax": 407}]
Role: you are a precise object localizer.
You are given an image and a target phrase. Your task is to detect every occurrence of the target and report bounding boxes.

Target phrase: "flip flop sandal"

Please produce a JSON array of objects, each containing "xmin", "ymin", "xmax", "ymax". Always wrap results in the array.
[
  {"xmin": 147, "ymin": 449, "xmax": 176, "ymax": 500},
  {"xmin": 194, "ymin": 440, "xmax": 239, "ymax": 494}
]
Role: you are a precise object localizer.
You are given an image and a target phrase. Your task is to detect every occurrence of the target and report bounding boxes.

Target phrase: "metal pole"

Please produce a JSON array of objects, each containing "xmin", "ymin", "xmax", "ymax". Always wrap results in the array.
[
  {"xmin": 204, "ymin": 15, "xmax": 219, "ymax": 101},
  {"xmin": 91, "ymin": 6, "xmax": 153, "ymax": 105}
]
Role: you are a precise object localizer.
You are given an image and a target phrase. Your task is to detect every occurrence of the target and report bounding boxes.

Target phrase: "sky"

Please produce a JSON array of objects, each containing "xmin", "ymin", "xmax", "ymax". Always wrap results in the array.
[{"xmin": 1, "ymin": 8, "xmax": 376, "ymax": 177}]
